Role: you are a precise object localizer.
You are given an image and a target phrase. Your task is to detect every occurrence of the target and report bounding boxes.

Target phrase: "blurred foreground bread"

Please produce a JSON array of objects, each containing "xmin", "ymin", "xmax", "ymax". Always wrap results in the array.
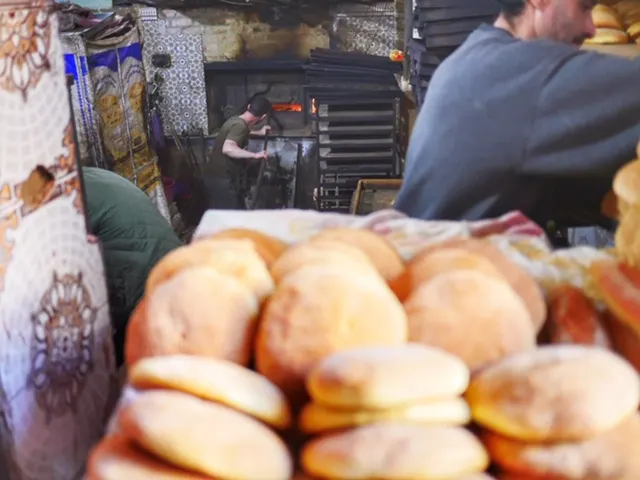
[
  {"xmin": 405, "ymin": 270, "xmax": 536, "ymax": 370},
  {"xmin": 543, "ymin": 284, "xmax": 610, "ymax": 346},
  {"xmin": 119, "ymin": 390, "xmax": 293, "ymax": 479},
  {"xmin": 299, "ymin": 398, "xmax": 470, "ymax": 434},
  {"xmin": 467, "ymin": 345, "xmax": 640, "ymax": 441},
  {"xmin": 270, "ymin": 239, "xmax": 378, "ymax": 284},
  {"xmin": 301, "ymin": 423, "xmax": 489, "ymax": 480},
  {"xmin": 584, "ymin": 27, "xmax": 630, "ymax": 44},
  {"xmin": 87, "ymin": 435, "xmax": 211, "ymax": 480},
  {"xmin": 200, "ymin": 228, "xmax": 288, "ymax": 266},
  {"xmin": 306, "ymin": 344, "xmax": 469, "ymax": 409},
  {"xmin": 125, "ymin": 267, "xmax": 259, "ymax": 366},
  {"xmin": 256, "ymin": 266, "xmax": 408, "ymax": 405},
  {"xmin": 483, "ymin": 413, "xmax": 640, "ymax": 480},
  {"xmin": 129, "ymin": 355, "xmax": 291, "ymax": 429},
  {"xmin": 308, "ymin": 227, "xmax": 405, "ymax": 280},
  {"xmin": 404, "ymin": 238, "xmax": 546, "ymax": 331},
  {"xmin": 391, "ymin": 247, "xmax": 503, "ymax": 301},
  {"xmin": 145, "ymin": 239, "xmax": 274, "ymax": 301},
  {"xmin": 612, "ymin": 158, "xmax": 640, "ymax": 266}
]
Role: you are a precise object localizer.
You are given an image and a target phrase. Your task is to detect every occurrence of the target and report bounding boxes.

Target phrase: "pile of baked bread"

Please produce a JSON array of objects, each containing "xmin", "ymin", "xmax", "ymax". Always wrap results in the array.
[
  {"xmin": 587, "ymin": 1, "xmax": 640, "ymax": 44},
  {"xmin": 86, "ymin": 142, "xmax": 640, "ymax": 479}
]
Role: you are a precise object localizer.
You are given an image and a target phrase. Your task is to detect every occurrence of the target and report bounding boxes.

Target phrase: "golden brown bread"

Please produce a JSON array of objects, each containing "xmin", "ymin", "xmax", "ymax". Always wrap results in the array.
[
  {"xmin": 584, "ymin": 28, "xmax": 630, "ymax": 44},
  {"xmin": 255, "ymin": 265, "xmax": 408, "ymax": 406},
  {"xmin": 601, "ymin": 309, "xmax": 640, "ymax": 373},
  {"xmin": 119, "ymin": 390, "xmax": 293, "ymax": 479},
  {"xmin": 87, "ymin": 435, "xmax": 212, "ymax": 480},
  {"xmin": 301, "ymin": 423, "xmax": 489, "ymax": 480},
  {"xmin": 467, "ymin": 345, "xmax": 640, "ymax": 442},
  {"xmin": 404, "ymin": 270, "xmax": 536, "ymax": 371},
  {"xmin": 129, "ymin": 355, "xmax": 292, "ymax": 429},
  {"xmin": 306, "ymin": 344, "xmax": 469, "ymax": 409},
  {"xmin": 482, "ymin": 413, "xmax": 640, "ymax": 480},
  {"xmin": 407, "ymin": 238, "xmax": 546, "ymax": 331},
  {"xmin": 270, "ymin": 239, "xmax": 378, "ymax": 284},
  {"xmin": 391, "ymin": 247, "xmax": 503, "ymax": 302},
  {"xmin": 145, "ymin": 239, "xmax": 274, "ymax": 301},
  {"xmin": 125, "ymin": 267, "xmax": 259, "ymax": 367},
  {"xmin": 199, "ymin": 228, "xmax": 288, "ymax": 266},
  {"xmin": 592, "ymin": 4, "xmax": 625, "ymax": 29},
  {"xmin": 590, "ymin": 260, "xmax": 640, "ymax": 333},
  {"xmin": 308, "ymin": 228, "xmax": 405, "ymax": 281}
]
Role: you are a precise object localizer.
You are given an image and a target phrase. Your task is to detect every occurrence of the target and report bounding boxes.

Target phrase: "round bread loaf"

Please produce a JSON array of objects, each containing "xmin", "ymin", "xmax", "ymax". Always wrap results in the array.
[
  {"xmin": 629, "ymin": 22, "xmax": 640, "ymax": 39},
  {"xmin": 308, "ymin": 228, "xmax": 405, "ymax": 281},
  {"xmin": 482, "ymin": 413, "xmax": 640, "ymax": 480},
  {"xmin": 125, "ymin": 267, "xmax": 259, "ymax": 367},
  {"xmin": 584, "ymin": 28, "xmax": 630, "ymax": 44},
  {"xmin": 201, "ymin": 228, "xmax": 288, "ymax": 266},
  {"xmin": 467, "ymin": 345, "xmax": 640, "ymax": 442},
  {"xmin": 592, "ymin": 4, "xmax": 625, "ymax": 29},
  {"xmin": 145, "ymin": 239, "xmax": 274, "ymax": 301},
  {"xmin": 405, "ymin": 270, "xmax": 536, "ymax": 370},
  {"xmin": 129, "ymin": 355, "xmax": 292, "ymax": 429},
  {"xmin": 299, "ymin": 398, "xmax": 470, "ymax": 434},
  {"xmin": 87, "ymin": 435, "xmax": 212, "ymax": 480},
  {"xmin": 601, "ymin": 309, "xmax": 640, "ymax": 373},
  {"xmin": 613, "ymin": 159, "xmax": 640, "ymax": 206},
  {"xmin": 392, "ymin": 247, "xmax": 503, "ymax": 301},
  {"xmin": 270, "ymin": 239, "xmax": 378, "ymax": 284},
  {"xmin": 590, "ymin": 260, "xmax": 640, "ymax": 330},
  {"xmin": 301, "ymin": 423, "xmax": 489, "ymax": 480},
  {"xmin": 409, "ymin": 238, "xmax": 546, "ymax": 331},
  {"xmin": 255, "ymin": 266, "xmax": 408, "ymax": 405},
  {"xmin": 306, "ymin": 344, "xmax": 469, "ymax": 409},
  {"xmin": 119, "ymin": 390, "xmax": 293, "ymax": 480}
]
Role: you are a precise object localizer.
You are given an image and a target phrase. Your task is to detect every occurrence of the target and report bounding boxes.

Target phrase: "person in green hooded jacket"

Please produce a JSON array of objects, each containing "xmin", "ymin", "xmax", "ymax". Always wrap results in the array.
[{"xmin": 82, "ymin": 167, "xmax": 183, "ymax": 366}]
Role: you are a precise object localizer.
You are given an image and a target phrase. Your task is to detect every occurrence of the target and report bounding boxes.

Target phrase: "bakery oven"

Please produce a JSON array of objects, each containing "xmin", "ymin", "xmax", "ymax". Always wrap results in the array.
[{"xmin": 204, "ymin": 60, "xmax": 308, "ymax": 134}]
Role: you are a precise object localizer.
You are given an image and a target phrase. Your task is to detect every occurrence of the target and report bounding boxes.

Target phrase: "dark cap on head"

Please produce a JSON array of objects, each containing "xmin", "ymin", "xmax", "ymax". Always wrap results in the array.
[
  {"xmin": 495, "ymin": 0, "xmax": 527, "ymax": 18},
  {"xmin": 248, "ymin": 96, "xmax": 272, "ymax": 117}
]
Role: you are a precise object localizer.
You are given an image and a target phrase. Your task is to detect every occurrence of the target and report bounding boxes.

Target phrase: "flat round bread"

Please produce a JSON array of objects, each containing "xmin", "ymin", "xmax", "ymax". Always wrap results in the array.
[
  {"xmin": 584, "ymin": 28, "xmax": 630, "ymax": 44},
  {"xmin": 271, "ymin": 239, "xmax": 378, "ymax": 284},
  {"xmin": 392, "ymin": 247, "xmax": 503, "ymax": 301},
  {"xmin": 410, "ymin": 238, "xmax": 546, "ymax": 331},
  {"xmin": 308, "ymin": 228, "xmax": 405, "ymax": 281},
  {"xmin": 129, "ymin": 355, "xmax": 292, "ymax": 429},
  {"xmin": 483, "ymin": 413, "xmax": 640, "ymax": 480},
  {"xmin": 87, "ymin": 435, "xmax": 212, "ymax": 480},
  {"xmin": 200, "ymin": 228, "xmax": 288, "ymax": 266},
  {"xmin": 405, "ymin": 270, "xmax": 536, "ymax": 370},
  {"xmin": 255, "ymin": 266, "xmax": 408, "ymax": 405},
  {"xmin": 301, "ymin": 423, "xmax": 489, "ymax": 480},
  {"xmin": 125, "ymin": 267, "xmax": 259, "ymax": 367},
  {"xmin": 119, "ymin": 390, "xmax": 293, "ymax": 480},
  {"xmin": 306, "ymin": 344, "xmax": 469, "ymax": 409},
  {"xmin": 299, "ymin": 398, "xmax": 471, "ymax": 434},
  {"xmin": 145, "ymin": 239, "xmax": 274, "ymax": 301},
  {"xmin": 467, "ymin": 345, "xmax": 640, "ymax": 442}
]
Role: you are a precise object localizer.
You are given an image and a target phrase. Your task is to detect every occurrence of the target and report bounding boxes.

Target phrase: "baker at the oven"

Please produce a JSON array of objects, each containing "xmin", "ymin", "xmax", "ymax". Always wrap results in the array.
[{"xmin": 203, "ymin": 96, "xmax": 272, "ymax": 209}]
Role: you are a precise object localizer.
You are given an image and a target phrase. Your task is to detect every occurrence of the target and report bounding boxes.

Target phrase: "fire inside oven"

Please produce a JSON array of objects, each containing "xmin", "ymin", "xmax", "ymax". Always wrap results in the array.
[{"xmin": 205, "ymin": 63, "xmax": 307, "ymax": 134}]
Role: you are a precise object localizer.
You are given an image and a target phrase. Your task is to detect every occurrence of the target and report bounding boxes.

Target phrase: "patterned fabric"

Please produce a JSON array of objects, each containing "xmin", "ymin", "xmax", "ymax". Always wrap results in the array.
[
  {"xmin": 61, "ymin": 31, "xmax": 105, "ymax": 168},
  {"xmin": 0, "ymin": 3, "xmax": 119, "ymax": 478},
  {"xmin": 84, "ymin": 28, "xmax": 171, "ymax": 221}
]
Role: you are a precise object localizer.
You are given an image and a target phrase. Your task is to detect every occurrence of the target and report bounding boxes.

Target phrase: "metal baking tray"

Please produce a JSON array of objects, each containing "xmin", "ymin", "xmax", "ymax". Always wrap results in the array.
[{"xmin": 350, "ymin": 179, "xmax": 403, "ymax": 215}]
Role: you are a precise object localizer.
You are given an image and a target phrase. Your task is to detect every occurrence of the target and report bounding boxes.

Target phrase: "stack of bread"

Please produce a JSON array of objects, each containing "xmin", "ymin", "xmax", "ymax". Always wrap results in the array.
[
  {"xmin": 614, "ymin": 0, "xmax": 640, "ymax": 43},
  {"xmin": 297, "ymin": 344, "xmax": 493, "ymax": 479},
  {"xmin": 88, "ymin": 356, "xmax": 294, "ymax": 479},
  {"xmin": 587, "ymin": 3, "xmax": 631, "ymax": 44},
  {"xmin": 468, "ymin": 345, "xmax": 640, "ymax": 480}
]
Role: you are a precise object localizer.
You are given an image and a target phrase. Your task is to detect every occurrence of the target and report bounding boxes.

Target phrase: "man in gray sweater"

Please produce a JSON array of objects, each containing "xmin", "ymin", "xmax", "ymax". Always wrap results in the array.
[{"xmin": 396, "ymin": 0, "xmax": 640, "ymax": 225}]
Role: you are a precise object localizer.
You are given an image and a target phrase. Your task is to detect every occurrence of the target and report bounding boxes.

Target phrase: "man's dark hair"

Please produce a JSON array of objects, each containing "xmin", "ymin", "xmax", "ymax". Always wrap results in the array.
[
  {"xmin": 495, "ymin": 0, "xmax": 527, "ymax": 20},
  {"xmin": 248, "ymin": 96, "xmax": 272, "ymax": 117}
]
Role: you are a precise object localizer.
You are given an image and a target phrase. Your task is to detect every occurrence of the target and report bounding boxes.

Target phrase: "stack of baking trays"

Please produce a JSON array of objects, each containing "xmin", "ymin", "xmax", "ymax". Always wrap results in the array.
[
  {"xmin": 305, "ymin": 49, "xmax": 403, "ymax": 213},
  {"xmin": 410, "ymin": 0, "xmax": 499, "ymax": 107}
]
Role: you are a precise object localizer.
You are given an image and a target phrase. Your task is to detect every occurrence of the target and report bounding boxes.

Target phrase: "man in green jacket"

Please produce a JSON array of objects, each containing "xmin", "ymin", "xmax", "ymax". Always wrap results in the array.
[{"xmin": 82, "ymin": 167, "xmax": 182, "ymax": 366}]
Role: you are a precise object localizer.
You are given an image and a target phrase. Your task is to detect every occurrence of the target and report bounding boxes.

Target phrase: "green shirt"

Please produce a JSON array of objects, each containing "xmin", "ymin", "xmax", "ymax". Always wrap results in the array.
[{"xmin": 206, "ymin": 116, "xmax": 250, "ymax": 176}]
